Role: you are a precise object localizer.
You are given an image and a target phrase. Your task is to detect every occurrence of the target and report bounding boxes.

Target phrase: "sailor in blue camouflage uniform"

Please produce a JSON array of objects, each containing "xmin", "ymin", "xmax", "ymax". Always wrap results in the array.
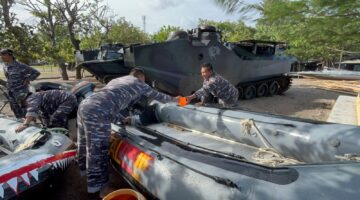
[
  {"xmin": 0, "ymin": 49, "xmax": 40, "ymax": 118},
  {"xmin": 186, "ymin": 62, "xmax": 239, "ymax": 107},
  {"xmin": 15, "ymin": 90, "xmax": 77, "ymax": 133},
  {"xmin": 77, "ymin": 68, "xmax": 177, "ymax": 197}
]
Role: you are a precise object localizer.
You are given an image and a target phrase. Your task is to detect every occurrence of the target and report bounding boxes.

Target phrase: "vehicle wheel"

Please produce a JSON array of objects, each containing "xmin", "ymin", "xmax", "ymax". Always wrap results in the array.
[
  {"xmin": 237, "ymin": 86, "xmax": 244, "ymax": 100},
  {"xmin": 278, "ymin": 77, "xmax": 292, "ymax": 94},
  {"xmin": 256, "ymin": 83, "xmax": 268, "ymax": 97},
  {"xmin": 268, "ymin": 81, "xmax": 280, "ymax": 96},
  {"xmin": 244, "ymin": 85, "xmax": 256, "ymax": 99}
]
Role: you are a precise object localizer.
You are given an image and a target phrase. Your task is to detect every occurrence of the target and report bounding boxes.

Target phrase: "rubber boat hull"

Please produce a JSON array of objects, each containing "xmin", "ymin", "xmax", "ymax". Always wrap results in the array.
[
  {"xmin": 0, "ymin": 117, "xmax": 76, "ymax": 200},
  {"xmin": 110, "ymin": 103, "xmax": 360, "ymax": 200}
]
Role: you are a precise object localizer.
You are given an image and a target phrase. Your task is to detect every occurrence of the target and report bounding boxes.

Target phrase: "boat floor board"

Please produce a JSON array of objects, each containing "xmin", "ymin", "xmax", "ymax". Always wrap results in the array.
[{"xmin": 327, "ymin": 95, "xmax": 358, "ymax": 125}]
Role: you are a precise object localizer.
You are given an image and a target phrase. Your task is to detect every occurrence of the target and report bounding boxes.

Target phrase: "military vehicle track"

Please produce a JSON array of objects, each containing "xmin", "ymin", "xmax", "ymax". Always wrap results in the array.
[{"xmin": 237, "ymin": 75, "xmax": 292, "ymax": 99}]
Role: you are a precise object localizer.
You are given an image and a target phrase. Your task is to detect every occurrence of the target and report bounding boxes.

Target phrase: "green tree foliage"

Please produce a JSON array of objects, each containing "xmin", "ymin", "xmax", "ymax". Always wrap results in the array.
[
  {"xmin": 215, "ymin": 0, "xmax": 360, "ymax": 62},
  {"xmin": 80, "ymin": 29, "xmax": 104, "ymax": 50},
  {"xmin": 106, "ymin": 18, "xmax": 149, "ymax": 45},
  {"xmin": 214, "ymin": 0, "xmax": 257, "ymax": 14},
  {"xmin": 0, "ymin": 0, "xmax": 41, "ymax": 64},
  {"xmin": 20, "ymin": 0, "xmax": 75, "ymax": 79},
  {"xmin": 258, "ymin": 0, "xmax": 360, "ymax": 61},
  {"xmin": 0, "ymin": 24, "xmax": 42, "ymax": 64},
  {"xmin": 80, "ymin": 3, "xmax": 116, "ymax": 48},
  {"xmin": 199, "ymin": 19, "xmax": 255, "ymax": 42},
  {"xmin": 151, "ymin": 25, "xmax": 181, "ymax": 42},
  {"xmin": 81, "ymin": 17, "xmax": 149, "ymax": 49}
]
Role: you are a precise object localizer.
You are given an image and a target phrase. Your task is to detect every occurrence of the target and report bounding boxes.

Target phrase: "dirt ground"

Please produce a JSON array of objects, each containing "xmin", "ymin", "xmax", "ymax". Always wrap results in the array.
[
  {"xmin": 0, "ymin": 76, "xmax": 351, "ymax": 200},
  {"xmin": 238, "ymin": 78, "xmax": 343, "ymax": 121}
]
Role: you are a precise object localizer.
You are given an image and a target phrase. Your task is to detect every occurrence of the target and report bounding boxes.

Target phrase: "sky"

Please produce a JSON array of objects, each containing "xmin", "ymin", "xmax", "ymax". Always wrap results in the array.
[
  {"xmin": 102, "ymin": 0, "xmax": 258, "ymax": 33},
  {"xmin": 14, "ymin": 0, "xmax": 260, "ymax": 34}
]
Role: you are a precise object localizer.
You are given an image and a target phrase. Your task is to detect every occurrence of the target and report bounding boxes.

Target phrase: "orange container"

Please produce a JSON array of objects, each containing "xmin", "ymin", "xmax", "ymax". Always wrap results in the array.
[
  {"xmin": 103, "ymin": 189, "xmax": 146, "ymax": 200},
  {"xmin": 178, "ymin": 96, "xmax": 188, "ymax": 106}
]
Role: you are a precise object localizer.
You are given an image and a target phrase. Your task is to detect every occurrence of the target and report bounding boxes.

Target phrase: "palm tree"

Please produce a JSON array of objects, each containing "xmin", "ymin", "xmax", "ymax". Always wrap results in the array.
[{"xmin": 214, "ymin": 0, "xmax": 265, "ymax": 15}]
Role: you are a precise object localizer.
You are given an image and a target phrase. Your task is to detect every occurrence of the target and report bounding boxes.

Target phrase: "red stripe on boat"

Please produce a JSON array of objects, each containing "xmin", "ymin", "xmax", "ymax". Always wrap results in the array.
[
  {"xmin": 0, "ymin": 150, "xmax": 76, "ymax": 183},
  {"xmin": 116, "ymin": 140, "xmax": 154, "ymax": 177}
]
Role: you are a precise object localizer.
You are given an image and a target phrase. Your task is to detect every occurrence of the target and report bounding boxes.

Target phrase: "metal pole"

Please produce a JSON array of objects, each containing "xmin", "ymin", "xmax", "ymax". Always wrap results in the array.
[{"xmin": 142, "ymin": 15, "xmax": 146, "ymax": 33}]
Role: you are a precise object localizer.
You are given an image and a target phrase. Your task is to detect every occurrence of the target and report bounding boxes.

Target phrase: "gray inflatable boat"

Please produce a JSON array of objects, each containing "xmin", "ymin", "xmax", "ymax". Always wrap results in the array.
[
  {"xmin": 0, "ymin": 116, "xmax": 76, "ymax": 200},
  {"xmin": 110, "ymin": 102, "xmax": 360, "ymax": 200}
]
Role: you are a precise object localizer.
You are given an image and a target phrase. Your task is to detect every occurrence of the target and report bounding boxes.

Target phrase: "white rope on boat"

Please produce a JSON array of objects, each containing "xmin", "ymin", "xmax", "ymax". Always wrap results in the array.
[
  {"xmin": 240, "ymin": 119, "xmax": 273, "ymax": 149},
  {"xmin": 240, "ymin": 118, "xmax": 303, "ymax": 166},
  {"xmin": 252, "ymin": 148, "xmax": 304, "ymax": 166},
  {"xmin": 335, "ymin": 154, "xmax": 360, "ymax": 162}
]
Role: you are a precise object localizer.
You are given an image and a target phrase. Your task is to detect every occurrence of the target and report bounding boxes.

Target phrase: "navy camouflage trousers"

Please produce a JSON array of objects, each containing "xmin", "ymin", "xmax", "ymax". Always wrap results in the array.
[
  {"xmin": 201, "ymin": 92, "xmax": 238, "ymax": 107},
  {"xmin": 77, "ymin": 98, "xmax": 112, "ymax": 193},
  {"xmin": 8, "ymin": 90, "xmax": 26, "ymax": 118},
  {"xmin": 43, "ymin": 97, "xmax": 77, "ymax": 128}
]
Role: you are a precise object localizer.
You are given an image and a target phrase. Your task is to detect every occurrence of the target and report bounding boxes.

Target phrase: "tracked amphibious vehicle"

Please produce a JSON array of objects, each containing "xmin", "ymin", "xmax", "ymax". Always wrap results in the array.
[
  {"xmin": 79, "ymin": 25, "xmax": 294, "ymax": 99},
  {"xmin": 78, "ymin": 43, "xmax": 132, "ymax": 83}
]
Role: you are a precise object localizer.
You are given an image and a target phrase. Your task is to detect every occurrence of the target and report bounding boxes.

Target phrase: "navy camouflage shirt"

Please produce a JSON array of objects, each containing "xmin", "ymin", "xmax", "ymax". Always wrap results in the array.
[
  {"xmin": 194, "ymin": 73, "xmax": 238, "ymax": 105},
  {"xmin": 3, "ymin": 60, "xmax": 40, "ymax": 92},
  {"xmin": 84, "ymin": 75, "xmax": 173, "ymax": 122},
  {"xmin": 26, "ymin": 90, "xmax": 77, "ymax": 119}
]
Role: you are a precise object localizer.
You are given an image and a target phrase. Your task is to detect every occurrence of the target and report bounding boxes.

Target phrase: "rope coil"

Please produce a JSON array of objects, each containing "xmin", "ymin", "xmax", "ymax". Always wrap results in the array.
[{"xmin": 240, "ymin": 118, "xmax": 303, "ymax": 166}]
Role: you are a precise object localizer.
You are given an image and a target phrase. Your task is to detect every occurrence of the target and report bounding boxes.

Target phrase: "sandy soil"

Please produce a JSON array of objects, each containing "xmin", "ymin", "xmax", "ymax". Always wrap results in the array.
[
  {"xmin": 0, "ymin": 77, "xmax": 348, "ymax": 199},
  {"xmin": 238, "ymin": 79, "xmax": 342, "ymax": 121}
]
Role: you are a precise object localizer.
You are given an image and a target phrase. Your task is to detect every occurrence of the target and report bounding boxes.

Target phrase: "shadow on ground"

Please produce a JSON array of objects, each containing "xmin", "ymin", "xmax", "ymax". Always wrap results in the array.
[{"xmin": 17, "ymin": 164, "xmax": 130, "ymax": 200}]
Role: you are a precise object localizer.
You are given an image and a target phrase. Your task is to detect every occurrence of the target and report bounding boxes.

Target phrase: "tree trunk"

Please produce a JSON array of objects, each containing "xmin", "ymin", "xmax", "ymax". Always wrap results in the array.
[
  {"xmin": 75, "ymin": 67, "xmax": 82, "ymax": 80},
  {"xmin": 67, "ymin": 23, "xmax": 82, "ymax": 79},
  {"xmin": 1, "ymin": 0, "xmax": 28, "ymax": 56},
  {"xmin": 58, "ymin": 61, "xmax": 69, "ymax": 80}
]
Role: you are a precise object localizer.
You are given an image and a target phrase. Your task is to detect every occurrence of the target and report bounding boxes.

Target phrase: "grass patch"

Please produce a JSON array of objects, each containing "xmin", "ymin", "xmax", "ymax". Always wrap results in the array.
[
  {"xmin": 32, "ymin": 65, "xmax": 57, "ymax": 72},
  {"xmin": 0, "ymin": 63, "xmax": 92, "ymax": 80}
]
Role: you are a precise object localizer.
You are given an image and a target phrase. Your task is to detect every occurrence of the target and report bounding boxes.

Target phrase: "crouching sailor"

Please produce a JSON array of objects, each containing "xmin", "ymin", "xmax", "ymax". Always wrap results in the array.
[
  {"xmin": 15, "ymin": 90, "xmax": 78, "ymax": 132},
  {"xmin": 186, "ymin": 62, "xmax": 239, "ymax": 107},
  {"xmin": 77, "ymin": 68, "xmax": 178, "ymax": 198}
]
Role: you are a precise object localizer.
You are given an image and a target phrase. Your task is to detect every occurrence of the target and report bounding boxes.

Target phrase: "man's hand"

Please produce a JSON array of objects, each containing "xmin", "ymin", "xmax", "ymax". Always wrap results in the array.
[
  {"xmin": 122, "ymin": 117, "xmax": 131, "ymax": 125},
  {"xmin": 110, "ymin": 131, "xmax": 122, "ymax": 143},
  {"xmin": 15, "ymin": 124, "xmax": 29, "ymax": 133},
  {"xmin": 172, "ymin": 96, "xmax": 181, "ymax": 102},
  {"xmin": 185, "ymin": 94, "xmax": 196, "ymax": 104}
]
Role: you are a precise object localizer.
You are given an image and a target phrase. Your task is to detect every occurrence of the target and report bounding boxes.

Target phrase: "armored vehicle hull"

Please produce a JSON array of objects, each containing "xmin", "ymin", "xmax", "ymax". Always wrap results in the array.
[
  {"xmin": 110, "ymin": 102, "xmax": 360, "ymax": 200},
  {"xmin": 124, "ymin": 38, "xmax": 292, "ymax": 98},
  {"xmin": 80, "ymin": 26, "xmax": 294, "ymax": 99},
  {"xmin": 77, "ymin": 43, "xmax": 130, "ymax": 83},
  {"xmin": 80, "ymin": 59, "xmax": 131, "ymax": 83}
]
